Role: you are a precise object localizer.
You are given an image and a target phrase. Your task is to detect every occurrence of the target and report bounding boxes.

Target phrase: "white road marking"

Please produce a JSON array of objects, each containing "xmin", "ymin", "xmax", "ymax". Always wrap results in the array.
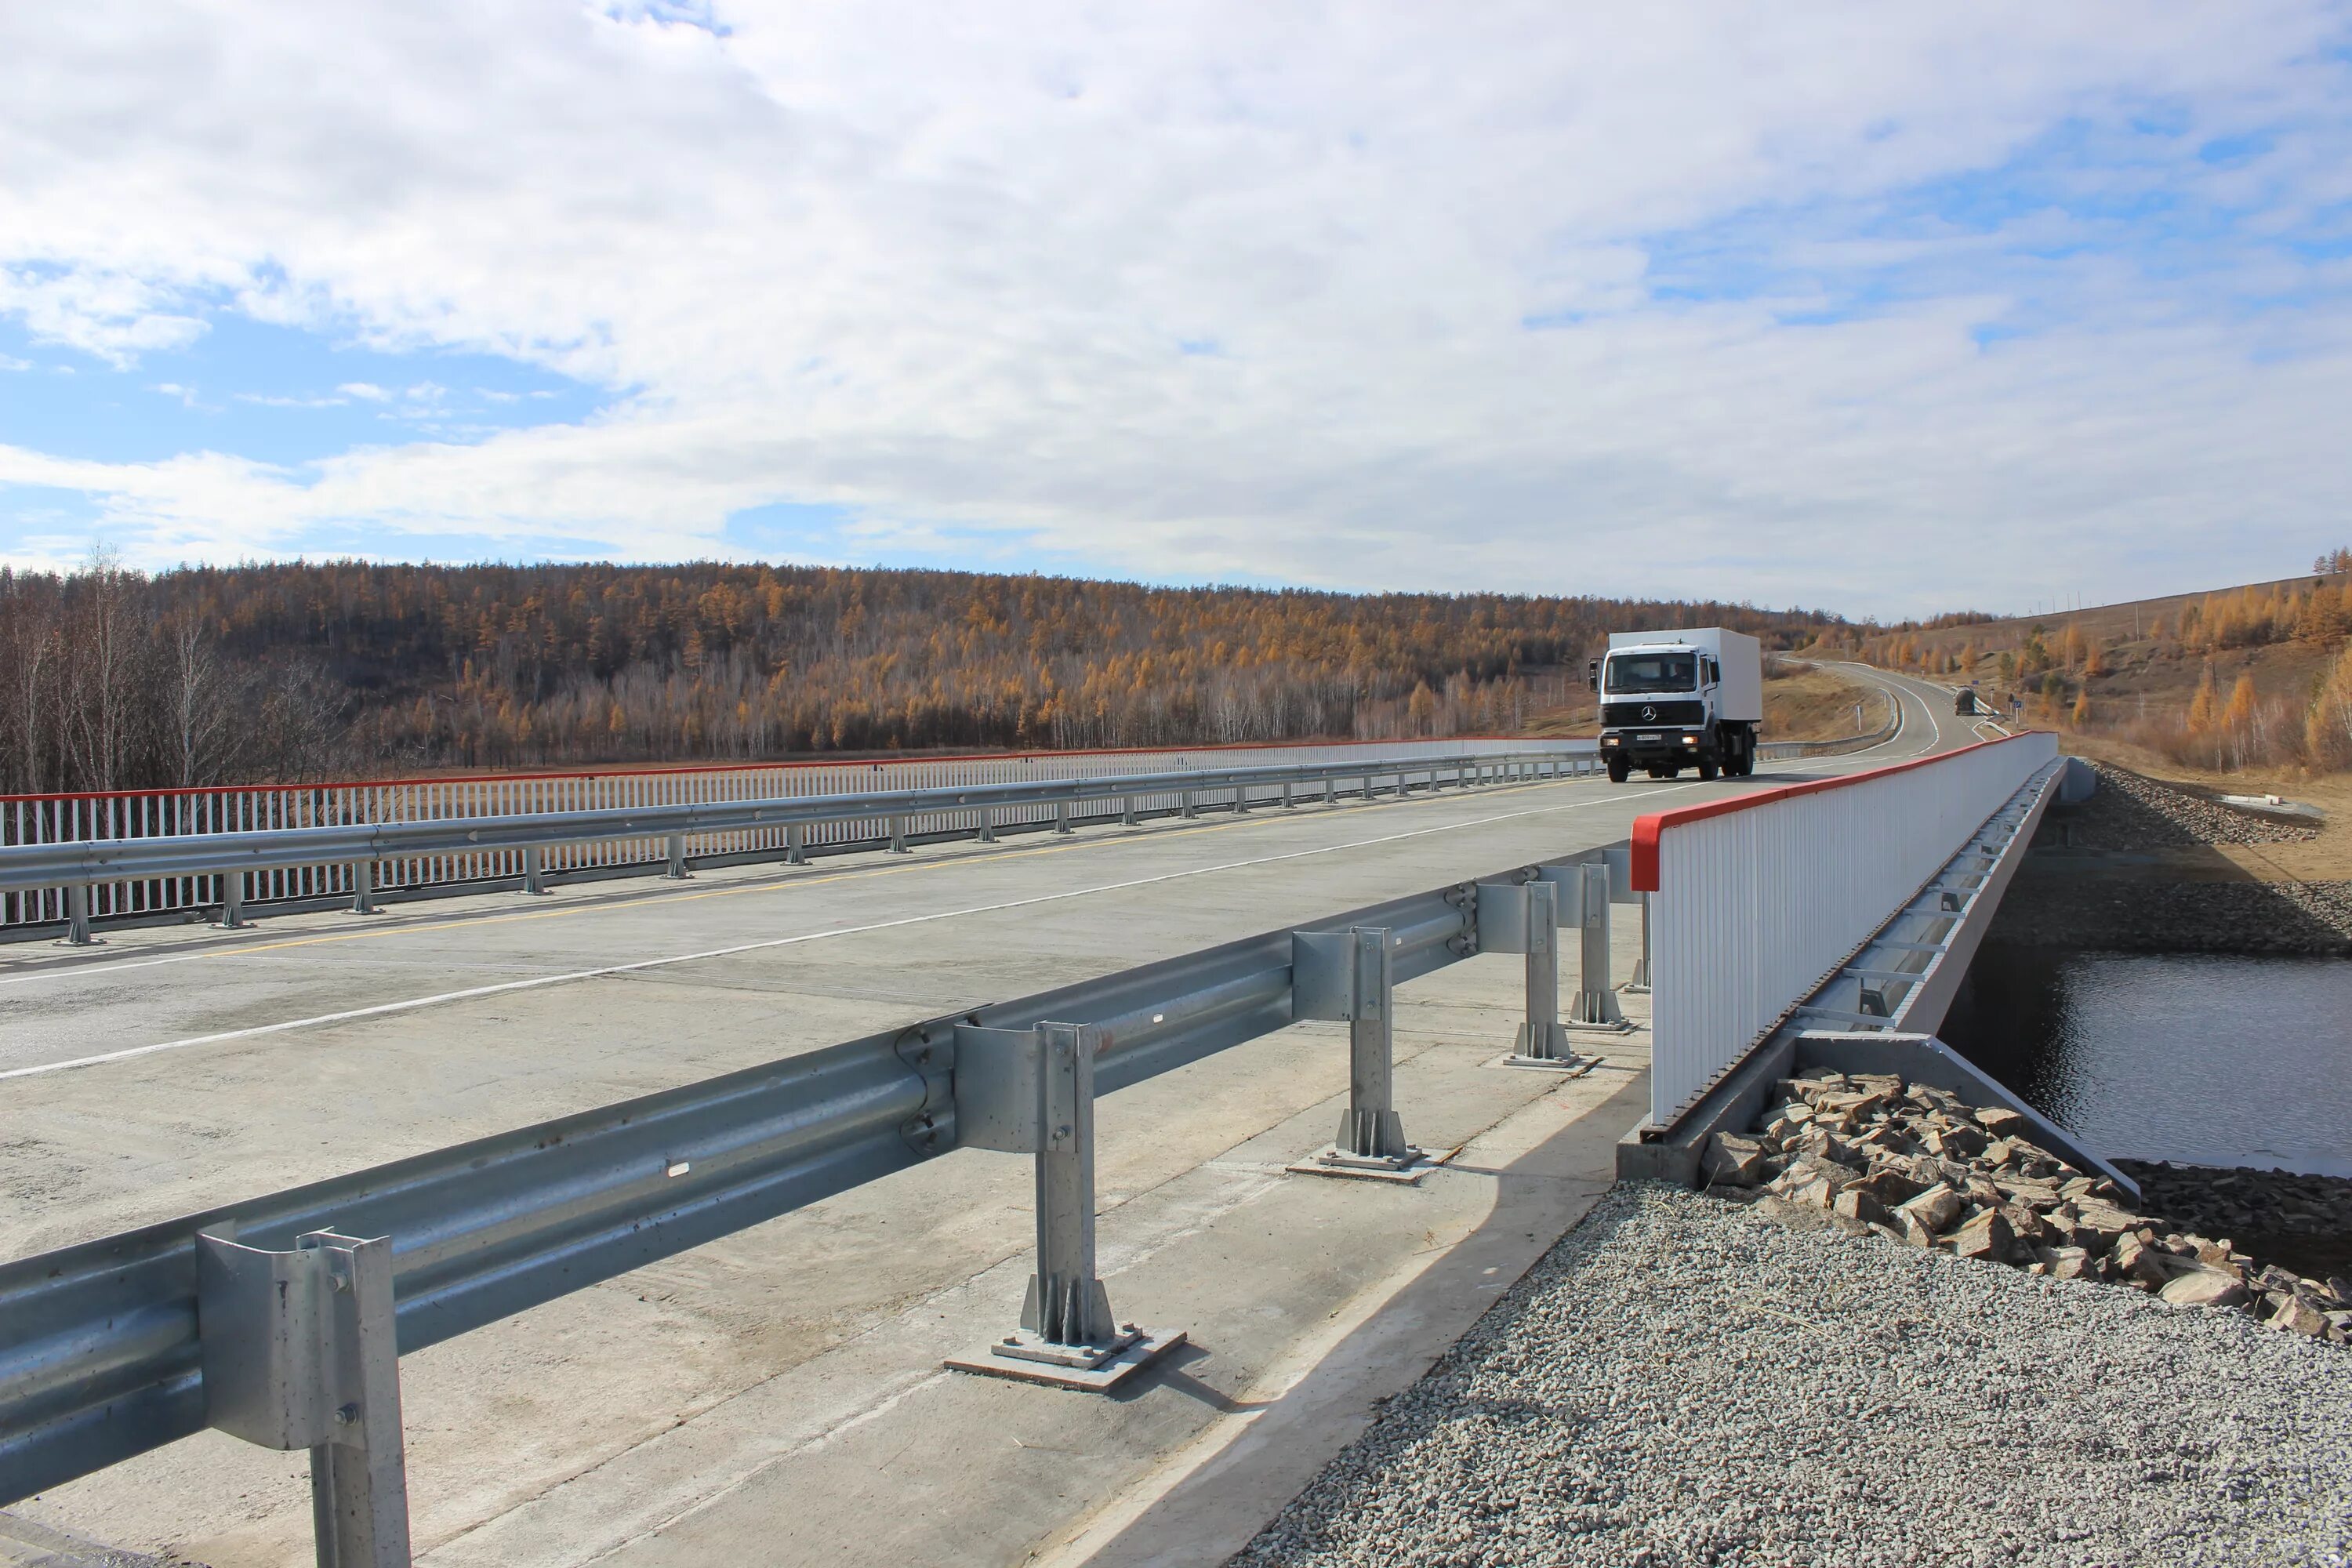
[{"xmin": 2, "ymin": 779, "xmax": 1709, "ymax": 1080}]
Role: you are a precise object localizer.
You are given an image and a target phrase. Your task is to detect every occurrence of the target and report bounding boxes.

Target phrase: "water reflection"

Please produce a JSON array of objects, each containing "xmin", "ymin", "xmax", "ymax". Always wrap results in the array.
[{"xmin": 1941, "ymin": 949, "xmax": 2352, "ymax": 1178}]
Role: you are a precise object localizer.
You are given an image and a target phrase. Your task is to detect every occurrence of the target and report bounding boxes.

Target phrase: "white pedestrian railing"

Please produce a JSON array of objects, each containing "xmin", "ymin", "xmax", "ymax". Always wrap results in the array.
[
  {"xmin": 1, "ymin": 736, "xmax": 1583, "ymax": 936},
  {"xmin": 1632, "ymin": 730, "xmax": 2060, "ymax": 1127}
]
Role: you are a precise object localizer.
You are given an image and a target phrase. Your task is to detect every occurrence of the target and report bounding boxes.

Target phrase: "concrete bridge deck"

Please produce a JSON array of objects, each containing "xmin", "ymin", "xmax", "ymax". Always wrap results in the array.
[{"xmin": 1, "ymin": 668, "xmax": 1958, "ymax": 1567}]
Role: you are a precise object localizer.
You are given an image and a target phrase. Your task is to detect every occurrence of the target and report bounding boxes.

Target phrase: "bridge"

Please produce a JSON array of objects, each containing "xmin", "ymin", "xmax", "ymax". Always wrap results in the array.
[{"xmin": 0, "ymin": 667, "xmax": 2059, "ymax": 1568}]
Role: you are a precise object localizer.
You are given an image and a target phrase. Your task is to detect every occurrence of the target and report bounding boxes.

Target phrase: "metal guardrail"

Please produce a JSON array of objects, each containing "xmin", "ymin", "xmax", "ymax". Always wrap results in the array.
[
  {"xmin": 0, "ymin": 738, "xmax": 1582, "ymax": 935},
  {"xmin": 0, "ymin": 841, "xmax": 1631, "ymax": 1563},
  {"xmin": 2, "ymin": 742, "xmax": 1599, "ymax": 944},
  {"xmin": 1631, "ymin": 729, "xmax": 2059, "ymax": 1127}
]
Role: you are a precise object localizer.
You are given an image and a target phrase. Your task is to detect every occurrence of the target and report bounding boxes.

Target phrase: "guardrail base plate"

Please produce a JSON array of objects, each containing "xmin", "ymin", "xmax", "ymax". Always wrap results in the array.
[
  {"xmin": 1286, "ymin": 1144, "xmax": 1459, "ymax": 1185},
  {"xmin": 1498, "ymin": 1051, "xmax": 1599, "ymax": 1076},
  {"xmin": 946, "ymin": 1328, "xmax": 1186, "ymax": 1392}
]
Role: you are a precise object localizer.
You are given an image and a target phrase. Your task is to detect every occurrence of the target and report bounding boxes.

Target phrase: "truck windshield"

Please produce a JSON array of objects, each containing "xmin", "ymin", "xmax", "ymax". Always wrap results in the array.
[{"xmin": 1605, "ymin": 652, "xmax": 1697, "ymax": 694}]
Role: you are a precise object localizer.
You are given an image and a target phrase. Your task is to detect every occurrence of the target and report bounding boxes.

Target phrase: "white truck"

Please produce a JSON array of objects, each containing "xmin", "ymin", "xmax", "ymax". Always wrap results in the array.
[{"xmin": 1587, "ymin": 628, "xmax": 1762, "ymax": 783}]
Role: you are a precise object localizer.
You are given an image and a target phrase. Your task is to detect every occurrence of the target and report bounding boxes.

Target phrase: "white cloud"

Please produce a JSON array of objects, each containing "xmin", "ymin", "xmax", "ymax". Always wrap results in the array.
[
  {"xmin": 0, "ymin": 353, "xmax": 31, "ymax": 371},
  {"xmin": 2, "ymin": 2, "xmax": 2350, "ymax": 612},
  {"xmin": 234, "ymin": 390, "xmax": 349, "ymax": 408},
  {"xmin": 0, "ymin": 266, "xmax": 209, "ymax": 365}
]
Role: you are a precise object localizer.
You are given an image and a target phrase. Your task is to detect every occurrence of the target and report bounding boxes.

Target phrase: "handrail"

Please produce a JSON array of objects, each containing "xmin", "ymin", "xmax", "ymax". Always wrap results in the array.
[
  {"xmin": 1630, "ymin": 731, "xmax": 2036, "ymax": 890},
  {"xmin": 1632, "ymin": 731, "xmax": 2060, "ymax": 1127}
]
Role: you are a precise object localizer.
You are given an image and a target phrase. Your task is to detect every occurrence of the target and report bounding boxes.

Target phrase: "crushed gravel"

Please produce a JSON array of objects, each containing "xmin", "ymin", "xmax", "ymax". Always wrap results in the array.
[
  {"xmin": 1984, "ymin": 877, "xmax": 2352, "ymax": 955},
  {"xmin": 2074, "ymin": 764, "xmax": 2319, "ymax": 850},
  {"xmin": 1232, "ymin": 1183, "xmax": 2352, "ymax": 1568},
  {"xmin": 1988, "ymin": 763, "xmax": 2352, "ymax": 953}
]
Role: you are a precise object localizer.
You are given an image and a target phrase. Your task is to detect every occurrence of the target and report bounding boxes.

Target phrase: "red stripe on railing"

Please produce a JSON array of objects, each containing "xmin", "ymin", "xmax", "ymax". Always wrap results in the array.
[{"xmin": 1628, "ymin": 732, "xmax": 2045, "ymax": 892}]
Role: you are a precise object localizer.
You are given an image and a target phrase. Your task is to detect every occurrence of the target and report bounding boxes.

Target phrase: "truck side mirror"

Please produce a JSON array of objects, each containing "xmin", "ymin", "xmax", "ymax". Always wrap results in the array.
[{"xmin": 1586, "ymin": 659, "xmax": 1599, "ymax": 690}]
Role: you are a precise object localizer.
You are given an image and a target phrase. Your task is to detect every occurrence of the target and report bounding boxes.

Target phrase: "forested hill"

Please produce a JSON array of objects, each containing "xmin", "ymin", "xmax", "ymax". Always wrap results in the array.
[{"xmin": 0, "ymin": 559, "xmax": 1843, "ymax": 793}]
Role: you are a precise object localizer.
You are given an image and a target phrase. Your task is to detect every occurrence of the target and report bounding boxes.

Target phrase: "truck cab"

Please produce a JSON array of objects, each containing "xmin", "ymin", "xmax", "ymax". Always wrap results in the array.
[{"xmin": 1588, "ymin": 628, "xmax": 1762, "ymax": 783}]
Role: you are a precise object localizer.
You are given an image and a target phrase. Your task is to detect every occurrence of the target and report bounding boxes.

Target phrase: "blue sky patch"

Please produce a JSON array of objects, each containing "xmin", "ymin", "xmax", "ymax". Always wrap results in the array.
[{"xmin": 0, "ymin": 310, "xmax": 608, "ymax": 470}]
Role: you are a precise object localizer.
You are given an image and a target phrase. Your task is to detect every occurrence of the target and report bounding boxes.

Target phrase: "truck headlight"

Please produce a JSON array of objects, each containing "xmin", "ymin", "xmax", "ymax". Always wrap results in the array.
[{"xmin": 1682, "ymin": 734, "xmax": 1698, "ymax": 746}]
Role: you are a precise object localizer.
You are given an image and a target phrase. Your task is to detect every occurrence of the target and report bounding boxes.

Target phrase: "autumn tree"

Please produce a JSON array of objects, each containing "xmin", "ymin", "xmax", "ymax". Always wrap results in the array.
[
  {"xmin": 2187, "ymin": 665, "xmax": 2219, "ymax": 731},
  {"xmin": 2307, "ymin": 644, "xmax": 2352, "ymax": 769}
]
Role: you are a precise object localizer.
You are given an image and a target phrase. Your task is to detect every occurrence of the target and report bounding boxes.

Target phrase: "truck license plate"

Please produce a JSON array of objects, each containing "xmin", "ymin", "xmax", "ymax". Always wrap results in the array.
[{"xmin": 1638, "ymin": 732, "xmax": 1662, "ymax": 742}]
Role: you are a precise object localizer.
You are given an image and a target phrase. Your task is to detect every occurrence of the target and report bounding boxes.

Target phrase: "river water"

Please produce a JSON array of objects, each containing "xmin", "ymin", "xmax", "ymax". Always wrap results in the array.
[{"xmin": 1940, "ymin": 947, "xmax": 2352, "ymax": 1178}]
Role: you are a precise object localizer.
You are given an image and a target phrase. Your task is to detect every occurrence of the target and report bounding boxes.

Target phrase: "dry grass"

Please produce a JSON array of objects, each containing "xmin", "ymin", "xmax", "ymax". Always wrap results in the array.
[{"xmin": 1762, "ymin": 663, "xmax": 1894, "ymax": 742}]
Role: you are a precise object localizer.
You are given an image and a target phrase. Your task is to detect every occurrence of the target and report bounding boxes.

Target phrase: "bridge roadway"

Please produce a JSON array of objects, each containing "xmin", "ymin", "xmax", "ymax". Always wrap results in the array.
[{"xmin": 1, "ymin": 666, "xmax": 1965, "ymax": 1568}]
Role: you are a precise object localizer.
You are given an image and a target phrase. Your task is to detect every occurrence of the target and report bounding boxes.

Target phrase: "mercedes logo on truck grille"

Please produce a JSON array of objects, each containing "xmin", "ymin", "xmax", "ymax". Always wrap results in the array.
[{"xmin": 1641, "ymin": 705, "xmax": 1657, "ymax": 721}]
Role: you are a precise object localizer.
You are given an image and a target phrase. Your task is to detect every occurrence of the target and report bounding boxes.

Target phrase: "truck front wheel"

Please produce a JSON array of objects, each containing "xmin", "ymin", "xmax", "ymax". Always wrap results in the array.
[
  {"xmin": 1697, "ymin": 757, "xmax": 1719, "ymax": 782},
  {"xmin": 1606, "ymin": 755, "xmax": 1630, "ymax": 784}
]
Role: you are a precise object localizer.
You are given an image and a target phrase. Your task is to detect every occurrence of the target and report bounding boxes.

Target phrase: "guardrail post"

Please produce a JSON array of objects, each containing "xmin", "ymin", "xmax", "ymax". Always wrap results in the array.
[
  {"xmin": 1623, "ymin": 892, "xmax": 1653, "ymax": 993},
  {"xmin": 1281, "ymin": 779, "xmax": 1294, "ymax": 810},
  {"xmin": 1121, "ymin": 795, "xmax": 1138, "ymax": 827},
  {"xmin": 350, "ymin": 860, "xmax": 380, "ymax": 916},
  {"xmin": 216, "ymin": 870, "xmax": 252, "ymax": 930},
  {"xmin": 197, "ymin": 1227, "xmax": 412, "ymax": 1567},
  {"xmin": 1478, "ymin": 879, "xmax": 1598, "ymax": 1073},
  {"xmin": 666, "ymin": 832, "xmax": 694, "ymax": 877},
  {"xmin": 1054, "ymin": 800, "xmax": 1073, "ymax": 835},
  {"xmin": 1233, "ymin": 782, "xmax": 1250, "ymax": 814},
  {"xmin": 1563, "ymin": 862, "xmax": 1631, "ymax": 1032},
  {"xmin": 946, "ymin": 1022, "xmax": 1184, "ymax": 1391},
  {"xmin": 977, "ymin": 809, "xmax": 996, "ymax": 845},
  {"xmin": 521, "ymin": 845, "xmax": 550, "ymax": 896},
  {"xmin": 1181, "ymin": 789, "xmax": 1198, "ymax": 820},
  {"xmin": 1290, "ymin": 927, "xmax": 1446, "ymax": 1179},
  {"xmin": 890, "ymin": 815, "xmax": 911, "ymax": 853},
  {"xmin": 1323, "ymin": 775, "xmax": 1337, "ymax": 806},
  {"xmin": 59, "ymin": 882, "xmax": 98, "ymax": 946}
]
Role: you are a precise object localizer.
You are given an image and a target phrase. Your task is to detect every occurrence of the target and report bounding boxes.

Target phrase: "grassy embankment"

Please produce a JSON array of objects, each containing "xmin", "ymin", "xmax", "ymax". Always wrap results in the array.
[{"xmin": 1845, "ymin": 568, "xmax": 2352, "ymax": 885}]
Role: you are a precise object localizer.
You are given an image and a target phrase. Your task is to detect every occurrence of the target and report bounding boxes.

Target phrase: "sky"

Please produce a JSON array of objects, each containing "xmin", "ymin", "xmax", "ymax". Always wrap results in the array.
[{"xmin": 3, "ymin": 2, "xmax": 2350, "ymax": 619}]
